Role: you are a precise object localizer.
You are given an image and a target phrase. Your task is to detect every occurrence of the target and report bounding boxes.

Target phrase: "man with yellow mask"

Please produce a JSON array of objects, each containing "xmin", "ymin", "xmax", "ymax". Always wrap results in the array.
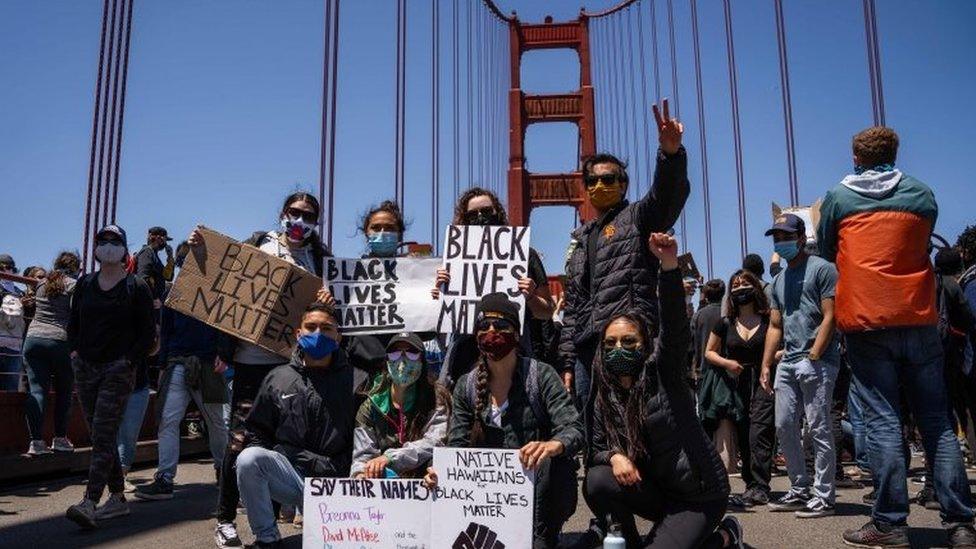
[{"xmin": 559, "ymin": 99, "xmax": 689, "ymax": 546}]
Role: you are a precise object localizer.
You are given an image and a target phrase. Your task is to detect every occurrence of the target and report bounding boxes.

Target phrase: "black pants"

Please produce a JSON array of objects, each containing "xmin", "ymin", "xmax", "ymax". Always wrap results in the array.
[
  {"xmin": 748, "ymin": 386, "xmax": 776, "ymax": 493},
  {"xmin": 215, "ymin": 362, "xmax": 280, "ymax": 524},
  {"xmin": 831, "ymin": 364, "xmax": 853, "ymax": 478},
  {"xmin": 584, "ymin": 465, "xmax": 727, "ymax": 548}
]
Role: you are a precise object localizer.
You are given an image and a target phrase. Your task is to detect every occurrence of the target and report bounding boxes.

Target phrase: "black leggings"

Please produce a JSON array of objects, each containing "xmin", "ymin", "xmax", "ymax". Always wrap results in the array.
[{"xmin": 584, "ymin": 466, "xmax": 728, "ymax": 548}]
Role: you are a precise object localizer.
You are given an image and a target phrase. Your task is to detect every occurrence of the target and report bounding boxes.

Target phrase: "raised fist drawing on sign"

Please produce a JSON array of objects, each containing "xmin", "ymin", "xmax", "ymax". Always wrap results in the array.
[{"xmin": 452, "ymin": 522, "xmax": 506, "ymax": 549}]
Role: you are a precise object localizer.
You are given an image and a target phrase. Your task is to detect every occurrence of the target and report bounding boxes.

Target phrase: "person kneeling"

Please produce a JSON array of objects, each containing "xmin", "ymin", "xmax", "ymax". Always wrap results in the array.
[
  {"xmin": 235, "ymin": 302, "xmax": 354, "ymax": 548},
  {"xmin": 583, "ymin": 233, "xmax": 743, "ymax": 549},
  {"xmin": 351, "ymin": 332, "xmax": 450, "ymax": 478}
]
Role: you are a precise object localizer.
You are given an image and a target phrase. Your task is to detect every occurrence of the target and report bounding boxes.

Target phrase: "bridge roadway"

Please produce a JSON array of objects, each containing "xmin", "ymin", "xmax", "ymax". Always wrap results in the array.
[{"xmin": 0, "ymin": 456, "xmax": 962, "ymax": 548}]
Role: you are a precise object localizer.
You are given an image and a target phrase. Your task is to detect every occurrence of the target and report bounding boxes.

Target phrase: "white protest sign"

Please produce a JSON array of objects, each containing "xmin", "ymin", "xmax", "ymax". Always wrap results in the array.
[
  {"xmin": 430, "ymin": 448, "xmax": 535, "ymax": 549},
  {"xmin": 325, "ymin": 257, "xmax": 441, "ymax": 335},
  {"xmin": 303, "ymin": 477, "xmax": 432, "ymax": 549},
  {"xmin": 437, "ymin": 225, "xmax": 531, "ymax": 335}
]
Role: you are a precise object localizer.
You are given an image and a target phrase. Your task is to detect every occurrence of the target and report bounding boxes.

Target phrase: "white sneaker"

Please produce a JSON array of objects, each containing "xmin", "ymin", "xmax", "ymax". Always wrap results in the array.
[
  {"xmin": 66, "ymin": 498, "xmax": 97, "ymax": 528},
  {"xmin": 27, "ymin": 440, "xmax": 53, "ymax": 456},
  {"xmin": 95, "ymin": 493, "xmax": 130, "ymax": 520},
  {"xmin": 51, "ymin": 437, "xmax": 75, "ymax": 452},
  {"xmin": 214, "ymin": 522, "xmax": 243, "ymax": 547}
]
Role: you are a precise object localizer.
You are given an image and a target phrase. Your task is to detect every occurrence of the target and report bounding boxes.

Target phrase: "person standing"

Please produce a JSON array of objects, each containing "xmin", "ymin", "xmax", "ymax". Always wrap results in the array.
[
  {"xmin": 691, "ymin": 279, "xmax": 726, "ymax": 386},
  {"xmin": 65, "ymin": 225, "xmax": 155, "ymax": 528},
  {"xmin": 0, "ymin": 254, "xmax": 26, "ymax": 392},
  {"xmin": 759, "ymin": 213, "xmax": 840, "ymax": 519},
  {"xmin": 818, "ymin": 127, "xmax": 976, "ymax": 547}
]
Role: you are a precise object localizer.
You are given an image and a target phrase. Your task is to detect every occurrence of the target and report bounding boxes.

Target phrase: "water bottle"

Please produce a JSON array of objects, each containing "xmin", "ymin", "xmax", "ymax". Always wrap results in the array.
[{"xmin": 603, "ymin": 522, "xmax": 625, "ymax": 549}]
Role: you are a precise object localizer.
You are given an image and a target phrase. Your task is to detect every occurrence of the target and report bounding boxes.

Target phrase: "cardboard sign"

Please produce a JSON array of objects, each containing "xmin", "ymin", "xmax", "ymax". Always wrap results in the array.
[
  {"xmin": 677, "ymin": 253, "xmax": 701, "ymax": 282},
  {"xmin": 325, "ymin": 257, "xmax": 441, "ymax": 335},
  {"xmin": 303, "ymin": 478, "xmax": 432, "ymax": 549},
  {"xmin": 165, "ymin": 227, "xmax": 322, "ymax": 357},
  {"xmin": 772, "ymin": 200, "xmax": 822, "ymax": 253},
  {"xmin": 437, "ymin": 225, "xmax": 531, "ymax": 335},
  {"xmin": 430, "ymin": 448, "xmax": 535, "ymax": 549}
]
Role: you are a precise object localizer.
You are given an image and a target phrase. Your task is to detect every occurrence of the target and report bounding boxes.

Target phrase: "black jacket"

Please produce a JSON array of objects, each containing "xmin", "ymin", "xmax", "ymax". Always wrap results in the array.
[
  {"xmin": 135, "ymin": 245, "xmax": 167, "ymax": 300},
  {"xmin": 559, "ymin": 148, "xmax": 690, "ymax": 372},
  {"xmin": 243, "ymin": 351, "xmax": 355, "ymax": 477},
  {"xmin": 589, "ymin": 269, "xmax": 730, "ymax": 503}
]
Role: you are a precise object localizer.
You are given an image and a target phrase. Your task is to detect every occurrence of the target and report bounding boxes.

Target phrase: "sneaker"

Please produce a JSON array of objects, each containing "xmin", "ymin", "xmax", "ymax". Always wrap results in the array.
[
  {"xmin": 949, "ymin": 523, "xmax": 976, "ymax": 548},
  {"xmin": 915, "ymin": 486, "xmax": 940, "ymax": 510},
  {"xmin": 134, "ymin": 478, "xmax": 174, "ymax": 501},
  {"xmin": 66, "ymin": 498, "xmax": 97, "ymax": 529},
  {"xmin": 51, "ymin": 437, "xmax": 75, "ymax": 452},
  {"xmin": 720, "ymin": 515, "xmax": 744, "ymax": 549},
  {"xmin": 26, "ymin": 440, "xmax": 53, "ymax": 456},
  {"xmin": 727, "ymin": 494, "xmax": 747, "ymax": 510},
  {"xmin": 863, "ymin": 489, "xmax": 877, "ymax": 504},
  {"xmin": 836, "ymin": 475, "xmax": 864, "ymax": 489},
  {"xmin": 796, "ymin": 497, "xmax": 835, "ymax": 518},
  {"xmin": 842, "ymin": 521, "xmax": 910, "ymax": 548},
  {"xmin": 768, "ymin": 489, "xmax": 811, "ymax": 512},
  {"xmin": 215, "ymin": 522, "xmax": 243, "ymax": 548},
  {"xmin": 741, "ymin": 487, "xmax": 770, "ymax": 507},
  {"xmin": 95, "ymin": 493, "xmax": 130, "ymax": 520}
]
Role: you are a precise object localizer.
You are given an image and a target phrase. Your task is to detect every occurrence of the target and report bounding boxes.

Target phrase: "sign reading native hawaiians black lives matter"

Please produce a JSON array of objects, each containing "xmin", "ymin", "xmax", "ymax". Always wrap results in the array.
[
  {"xmin": 437, "ymin": 225, "xmax": 530, "ymax": 335},
  {"xmin": 165, "ymin": 227, "xmax": 322, "ymax": 358}
]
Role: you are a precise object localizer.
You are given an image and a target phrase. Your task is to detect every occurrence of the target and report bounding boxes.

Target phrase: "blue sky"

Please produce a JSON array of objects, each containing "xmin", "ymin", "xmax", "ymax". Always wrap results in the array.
[{"xmin": 2, "ymin": 0, "xmax": 974, "ymax": 283}]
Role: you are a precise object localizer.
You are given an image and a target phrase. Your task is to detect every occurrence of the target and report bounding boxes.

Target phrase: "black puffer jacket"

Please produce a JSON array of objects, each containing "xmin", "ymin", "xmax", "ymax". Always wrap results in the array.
[
  {"xmin": 589, "ymin": 269, "xmax": 729, "ymax": 502},
  {"xmin": 559, "ymin": 148, "xmax": 690, "ymax": 371}
]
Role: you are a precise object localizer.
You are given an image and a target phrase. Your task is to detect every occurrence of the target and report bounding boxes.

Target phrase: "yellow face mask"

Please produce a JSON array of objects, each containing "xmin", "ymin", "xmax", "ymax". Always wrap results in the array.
[{"xmin": 587, "ymin": 181, "xmax": 623, "ymax": 210}]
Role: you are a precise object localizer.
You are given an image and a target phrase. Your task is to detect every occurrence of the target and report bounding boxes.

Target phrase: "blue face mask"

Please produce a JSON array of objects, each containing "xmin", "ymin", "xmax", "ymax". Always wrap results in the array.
[
  {"xmin": 298, "ymin": 331, "xmax": 339, "ymax": 360},
  {"xmin": 366, "ymin": 231, "xmax": 399, "ymax": 257},
  {"xmin": 775, "ymin": 240, "xmax": 801, "ymax": 262}
]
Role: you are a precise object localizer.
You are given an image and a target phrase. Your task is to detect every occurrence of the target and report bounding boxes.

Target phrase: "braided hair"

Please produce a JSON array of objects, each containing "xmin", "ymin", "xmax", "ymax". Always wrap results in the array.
[{"xmin": 469, "ymin": 355, "xmax": 492, "ymax": 446}]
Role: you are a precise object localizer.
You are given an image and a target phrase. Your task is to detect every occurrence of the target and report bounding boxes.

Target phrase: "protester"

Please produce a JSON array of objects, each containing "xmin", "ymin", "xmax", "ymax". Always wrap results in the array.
[
  {"xmin": 425, "ymin": 291, "xmax": 583, "ymax": 548},
  {"xmin": 134, "ymin": 242, "xmax": 228, "ymax": 501},
  {"xmin": 21, "ymin": 265, "xmax": 46, "ymax": 329},
  {"xmin": 690, "ymin": 279, "xmax": 725, "ymax": 386},
  {"xmin": 65, "ymin": 225, "xmax": 155, "ymax": 528},
  {"xmin": 0, "ymin": 268, "xmax": 25, "ymax": 392},
  {"xmin": 23, "ymin": 252, "xmax": 80, "ymax": 455},
  {"xmin": 135, "ymin": 226, "xmax": 175, "ymax": 308},
  {"xmin": 191, "ymin": 191, "xmax": 335, "ymax": 547},
  {"xmin": 0, "ymin": 254, "xmax": 23, "ymax": 298},
  {"xmin": 758, "ymin": 213, "xmax": 840, "ymax": 519},
  {"xmin": 433, "ymin": 187, "xmax": 556, "ymax": 387},
  {"xmin": 818, "ymin": 127, "xmax": 976, "ymax": 546},
  {"xmin": 350, "ymin": 332, "xmax": 449, "ymax": 478},
  {"xmin": 235, "ymin": 301, "xmax": 354, "ymax": 548},
  {"xmin": 583, "ymin": 232, "xmax": 741, "ymax": 548},
  {"xmin": 702, "ymin": 269, "xmax": 774, "ymax": 508}
]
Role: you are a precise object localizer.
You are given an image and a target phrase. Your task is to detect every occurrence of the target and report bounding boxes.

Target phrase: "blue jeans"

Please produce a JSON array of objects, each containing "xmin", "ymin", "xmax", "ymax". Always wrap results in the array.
[
  {"xmin": 0, "ymin": 348, "xmax": 23, "ymax": 391},
  {"xmin": 847, "ymin": 326, "xmax": 974, "ymax": 527},
  {"xmin": 155, "ymin": 364, "xmax": 228, "ymax": 483},
  {"xmin": 236, "ymin": 447, "xmax": 304, "ymax": 543},
  {"xmin": 774, "ymin": 357, "xmax": 839, "ymax": 502},
  {"xmin": 847, "ymin": 374, "xmax": 870, "ymax": 473},
  {"xmin": 117, "ymin": 385, "xmax": 150, "ymax": 470}
]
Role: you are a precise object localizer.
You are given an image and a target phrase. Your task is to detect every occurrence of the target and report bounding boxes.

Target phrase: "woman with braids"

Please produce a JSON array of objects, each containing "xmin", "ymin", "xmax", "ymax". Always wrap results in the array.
[
  {"xmin": 433, "ymin": 187, "xmax": 559, "ymax": 389},
  {"xmin": 187, "ymin": 190, "xmax": 335, "ymax": 548},
  {"xmin": 424, "ymin": 291, "xmax": 583, "ymax": 548},
  {"xmin": 583, "ymin": 233, "xmax": 743, "ymax": 548},
  {"xmin": 351, "ymin": 332, "xmax": 450, "ymax": 478}
]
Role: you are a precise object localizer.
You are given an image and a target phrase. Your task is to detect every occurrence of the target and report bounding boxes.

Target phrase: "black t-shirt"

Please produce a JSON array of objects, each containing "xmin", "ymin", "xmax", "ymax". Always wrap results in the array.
[
  {"xmin": 712, "ymin": 316, "xmax": 768, "ymax": 390},
  {"xmin": 68, "ymin": 273, "xmax": 155, "ymax": 363}
]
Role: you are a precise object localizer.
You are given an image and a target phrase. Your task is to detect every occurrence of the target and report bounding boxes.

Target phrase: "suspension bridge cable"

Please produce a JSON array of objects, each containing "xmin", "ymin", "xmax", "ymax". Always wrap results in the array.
[
  {"xmin": 326, "ymin": 0, "xmax": 340, "ymax": 249},
  {"xmin": 83, "ymin": 0, "xmax": 112, "ymax": 270},
  {"xmin": 431, "ymin": 0, "xmax": 440, "ymax": 249},
  {"xmin": 636, "ymin": 1, "xmax": 653, "ymax": 193},
  {"xmin": 649, "ymin": 0, "xmax": 661, "ymax": 102},
  {"xmin": 475, "ymin": 5, "xmax": 484, "ymax": 188},
  {"xmin": 466, "ymin": 0, "xmax": 474, "ymax": 186},
  {"xmin": 103, "ymin": 0, "xmax": 126, "ymax": 226},
  {"xmin": 723, "ymin": 0, "xmax": 747, "ymax": 258},
  {"xmin": 690, "ymin": 0, "xmax": 713, "ymax": 278},
  {"xmin": 109, "ymin": 0, "xmax": 133, "ymax": 223},
  {"xmin": 608, "ymin": 14, "xmax": 623, "ymax": 155},
  {"xmin": 625, "ymin": 6, "xmax": 642, "ymax": 199},
  {"xmin": 774, "ymin": 0, "xmax": 799, "ymax": 206},
  {"xmin": 318, "ymin": 0, "xmax": 334, "ymax": 242},
  {"xmin": 863, "ymin": 0, "xmax": 885, "ymax": 126},
  {"xmin": 665, "ymin": 0, "xmax": 687, "ymax": 251},
  {"xmin": 92, "ymin": 0, "xmax": 120, "ymax": 249},
  {"xmin": 394, "ymin": 0, "xmax": 403, "ymax": 208},
  {"xmin": 452, "ymin": 0, "xmax": 459, "ymax": 203}
]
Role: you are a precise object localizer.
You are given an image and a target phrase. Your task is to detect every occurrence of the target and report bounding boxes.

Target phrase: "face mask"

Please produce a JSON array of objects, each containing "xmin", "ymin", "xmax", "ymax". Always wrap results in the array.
[
  {"xmin": 298, "ymin": 331, "xmax": 338, "ymax": 360},
  {"xmin": 366, "ymin": 231, "xmax": 400, "ymax": 257},
  {"xmin": 387, "ymin": 357, "xmax": 423, "ymax": 386},
  {"xmin": 603, "ymin": 347, "xmax": 644, "ymax": 376},
  {"xmin": 281, "ymin": 216, "xmax": 317, "ymax": 243},
  {"xmin": 94, "ymin": 243, "xmax": 126, "ymax": 264},
  {"xmin": 774, "ymin": 240, "xmax": 801, "ymax": 262},
  {"xmin": 586, "ymin": 182, "xmax": 623, "ymax": 210},
  {"xmin": 476, "ymin": 330, "xmax": 519, "ymax": 361},
  {"xmin": 731, "ymin": 288, "xmax": 755, "ymax": 306}
]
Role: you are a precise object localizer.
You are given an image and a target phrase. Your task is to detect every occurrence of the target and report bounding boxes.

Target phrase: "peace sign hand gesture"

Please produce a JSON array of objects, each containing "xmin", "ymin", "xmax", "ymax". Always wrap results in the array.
[{"xmin": 652, "ymin": 98, "xmax": 683, "ymax": 156}]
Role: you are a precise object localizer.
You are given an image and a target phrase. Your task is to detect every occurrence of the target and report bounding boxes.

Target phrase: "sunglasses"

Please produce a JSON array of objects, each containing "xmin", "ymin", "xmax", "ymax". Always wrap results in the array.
[
  {"xmin": 476, "ymin": 318, "xmax": 515, "ymax": 333},
  {"xmin": 463, "ymin": 207, "xmax": 497, "ymax": 221},
  {"xmin": 602, "ymin": 336, "xmax": 642, "ymax": 350},
  {"xmin": 388, "ymin": 350, "xmax": 422, "ymax": 362},
  {"xmin": 95, "ymin": 237, "xmax": 123, "ymax": 246},
  {"xmin": 286, "ymin": 207, "xmax": 318, "ymax": 223},
  {"xmin": 583, "ymin": 173, "xmax": 626, "ymax": 188}
]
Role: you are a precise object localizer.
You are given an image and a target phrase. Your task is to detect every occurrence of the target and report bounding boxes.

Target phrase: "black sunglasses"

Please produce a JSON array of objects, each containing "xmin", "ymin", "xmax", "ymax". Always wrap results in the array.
[
  {"xmin": 476, "ymin": 318, "xmax": 515, "ymax": 333},
  {"xmin": 463, "ymin": 207, "xmax": 497, "ymax": 221},
  {"xmin": 583, "ymin": 173, "xmax": 626, "ymax": 188},
  {"xmin": 286, "ymin": 207, "xmax": 318, "ymax": 223}
]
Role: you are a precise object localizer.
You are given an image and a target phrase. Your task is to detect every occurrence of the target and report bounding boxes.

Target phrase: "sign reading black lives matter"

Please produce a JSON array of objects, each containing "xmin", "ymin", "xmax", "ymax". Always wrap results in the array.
[
  {"xmin": 438, "ymin": 225, "xmax": 531, "ymax": 335},
  {"xmin": 165, "ymin": 227, "xmax": 322, "ymax": 358},
  {"xmin": 430, "ymin": 448, "xmax": 535, "ymax": 549},
  {"xmin": 325, "ymin": 257, "xmax": 441, "ymax": 335}
]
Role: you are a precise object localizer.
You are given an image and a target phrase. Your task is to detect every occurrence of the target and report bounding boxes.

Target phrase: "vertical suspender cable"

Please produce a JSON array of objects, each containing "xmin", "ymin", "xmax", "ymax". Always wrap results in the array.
[
  {"xmin": 869, "ymin": 0, "xmax": 885, "ymax": 126},
  {"xmin": 625, "ymin": 7, "xmax": 642, "ymax": 199},
  {"xmin": 637, "ymin": 2, "xmax": 654, "ymax": 192},
  {"xmin": 394, "ymin": 0, "xmax": 403, "ymax": 208},
  {"xmin": 93, "ymin": 0, "xmax": 119, "ymax": 252},
  {"xmin": 318, "ymin": 0, "xmax": 334, "ymax": 242},
  {"xmin": 466, "ymin": 1, "xmax": 473, "ymax": 186},
  {"xmin": 608, "ymin": 14, "xmax": 622, "ymax": 154},
  {"xmin": 665, "ymin": 0, "xmax": 687, "ymax": 251},
  {"xmin": 690, "ymin": 0, "xmax": 713, "ymax": 278},
  {"xmin": 452, "ymin": 0, "xmax": 460, "ymax": 203},
  {"xmin": 431, "ymin": 0, "xmax": 440, "ymax": 249},
  {"xmin": 863, "ymin": 0, "xmax": 885, "ymax": 126},
  {"xmin": 109, "ymin": 0, "xmax": 133, "ymax": 223},
  {"xmin": 723, "ymin": 0, "xmax": 747, "ymax": 258},
  {"xmin": 103, "ymin": 0, "xmax": 126, "ymax": 225},
  {"xmin": 326, "ymin": 0, "xmax": 341, "ymax": 250},
  {"xmin": 649, "ymin": 0, "xmax": 662, "ymax": 102},
  {"xmin": 475, "ymin": 6, "xmax": 484, "ymax": 188},
  {"xmin": 774, "ymin": 0, "xmax": 799, "ymax": 206},
  {"xmin": 83, "ymin": 0, "xmax": 112, "ymax": 270}
]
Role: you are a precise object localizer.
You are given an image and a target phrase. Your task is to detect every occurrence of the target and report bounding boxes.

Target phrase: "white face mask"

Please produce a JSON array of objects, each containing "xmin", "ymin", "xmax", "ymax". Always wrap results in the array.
[
  {"xmin": 280, "ymin": 216, "xmax": 317, "ymax": 243},
  {"xmin": 95, "ymin": 243, "xmax": 126, "ymax": 264}
]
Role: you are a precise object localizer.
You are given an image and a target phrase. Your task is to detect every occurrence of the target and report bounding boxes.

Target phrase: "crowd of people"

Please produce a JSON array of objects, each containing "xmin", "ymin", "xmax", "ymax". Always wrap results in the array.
[{"xmin": 2, "ymin": 100, "xmax": 976, "ymax": 549}]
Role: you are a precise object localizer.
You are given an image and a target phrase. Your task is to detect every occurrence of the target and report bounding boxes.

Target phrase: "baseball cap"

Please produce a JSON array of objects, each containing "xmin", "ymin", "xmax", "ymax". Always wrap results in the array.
[
  {"xmin": 96, "ymin": 224, "xmax": 128, "ymax": 247},
  {"xmin": 148, "ymin": 226, "xmax": 173, "ymax": 241},
  {"xmin": 386, "ymin": 332, "xmax": 424, "ymax": 352},
  {"xmin": 765, "ymin": 213, "xmax": 805, "ymax": 237},
  {"xmin": 475, "ymin": 292, "xmax": 521, "ymax": 333}
]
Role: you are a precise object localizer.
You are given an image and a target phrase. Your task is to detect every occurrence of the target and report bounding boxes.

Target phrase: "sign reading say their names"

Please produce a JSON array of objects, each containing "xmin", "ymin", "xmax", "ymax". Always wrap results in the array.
[
  {"xmin": 325, "ymin": 257, "xmax": 441, "ymax": 335},
  {"xmin": 430, "ymin": 448, "xmax": 535, "ymax": 549},
  {"xmin": 303, "ymin": 478, "xmax": 432, "ymax": 549},
  {"xmin": 165, "ymin": 227, "xmax": 322, "ymax": 358},
  {"xmin": 437, "ymin": 225, "xmax": 530, "ymax": 335}
]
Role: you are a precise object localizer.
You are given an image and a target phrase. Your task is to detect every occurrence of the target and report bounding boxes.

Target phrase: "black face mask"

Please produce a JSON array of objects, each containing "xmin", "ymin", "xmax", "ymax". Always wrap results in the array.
[
  {"xmin": 731, "ymin": 288, "xmax": 755, "ymax": 306},
  {"xmin": 464, "ymin": 208, "xmax": 502, "ymax": 226}
]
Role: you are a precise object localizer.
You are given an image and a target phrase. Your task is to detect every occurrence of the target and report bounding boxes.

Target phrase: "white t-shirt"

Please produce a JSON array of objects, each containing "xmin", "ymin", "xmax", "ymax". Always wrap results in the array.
[{"xmin": 489, "ymin": 400, "xmax": 509, "ymax": 428}]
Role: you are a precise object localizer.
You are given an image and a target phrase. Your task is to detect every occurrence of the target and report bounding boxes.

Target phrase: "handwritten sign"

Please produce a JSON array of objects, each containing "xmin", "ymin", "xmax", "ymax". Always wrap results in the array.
[
  {"xmin": 772, "ymin": 200, "xmax": 822, "ymax": 253},
  {"xmin": 303, "ymin": 478, "xmax": 432, "ymax": 549},
  {"xmin": 430, "ymin": 448, "xmax": 534, "ymax": 549},
  {"xmin": 437, "ymin": 225, "xmax": 530, "ymax": 335},
  {"xmin": 325, "ymin": 257, "xmax": 441, "ymax": 335},
  {"xmin": 164, "ymin": 227, "xmax": 321, "ymax": 357}
]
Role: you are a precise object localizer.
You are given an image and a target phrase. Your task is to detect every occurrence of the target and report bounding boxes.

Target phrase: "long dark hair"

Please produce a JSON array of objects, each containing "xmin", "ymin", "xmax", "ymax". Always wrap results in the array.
[
  {"xmin": 726, "ymin": 269, "xmax": 770, "ymax": 321},
  {"xmin": 368, "ymin": 352, "xmax": 451, "ymax": 442},
  {"xmin": 280, "ymin": 191, "xmax": 329, "ymax": 263},
  {"xmin": 360, "ymin": 200, "xmax": 406, "ymax": 236},
  {"xmin": 591, "ymin": 311, "xmax": 655, "ymax": 462},
  {"xmin": 45, "ymin": 251, "xmax": 81, "ymax": 298},
  {"xmin": 452, "ymin": 187, "xmax": 508, "ymax": 226}
]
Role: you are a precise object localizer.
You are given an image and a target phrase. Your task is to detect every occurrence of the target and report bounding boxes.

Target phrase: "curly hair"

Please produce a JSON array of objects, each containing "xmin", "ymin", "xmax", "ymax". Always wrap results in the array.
[
  {"xmin": 853, "ymin": 126, "xmax": 899, "ymax": 167},
  {"xmin": 452, "ymin": 187, "xmax": 508, "ymax": 226},
  {"xmin": 45, "ymin": 251, "xmax": 81, "ymax": 298},
  {"xmin": 727, "ymin": 269, "xmax": 770, "ymax": 320},
  {"xmin": 958, "ymin": 225, "xmax": 976, "ymax": 268},
  {"xmin": 360, "ymin": 200, "xmax": 406, "ymax": 235}
]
